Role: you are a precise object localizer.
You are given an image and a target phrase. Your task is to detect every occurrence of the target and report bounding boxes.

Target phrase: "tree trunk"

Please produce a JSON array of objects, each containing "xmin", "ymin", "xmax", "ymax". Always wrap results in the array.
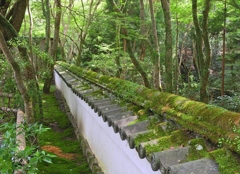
[
  {"xmin": 0, "ymin": 31, "xmax": 34, "ymax": 123},
  {"xmin": 115, "ymin": 24, "xmax": 122, "ymax": 78},
  {"xmin": 149, "ymin": 0, "xmax": 162, "ymax": 90},
  {"xmin": 174, "ymin": 13, "xmax": 179, "ymax": 94},
  {"xmin": 43, "ymin": 0, "xmax": 62, "ymax": 93},
  {"xmin": 200, "ymin": 0, "xmax": 211, "ymax": 103},
  {"xmin": 192, "ymin": 0, "xmax": 211, "ymax": 103},
  {"xmin": 139, "ymin": 0, "xmax": 147, "ymax": 61},
  {"xmin": 1, "ymin": 0, "xmax": 29, "ymax": 40},
  {"xmin": 126, "ymin": 39, "xmax": 151, "ymax": 88},
  {"xmin": 107, "ymin": 0, "xmax": 151, "ymax": 87},
  {"xmin": 42, "ymin": 0, "xmax": 51, "ymax": 53},
  {"xmin": 41, "ymin": 0, "xmax": 52, "ymax": 93},
  {"xmin": 161, "ymin": 0, "xmax": 173, "ymax": 93},
  {"xmin": 221, "ymin": 0, "xmax": 226, "ymax": 96}
]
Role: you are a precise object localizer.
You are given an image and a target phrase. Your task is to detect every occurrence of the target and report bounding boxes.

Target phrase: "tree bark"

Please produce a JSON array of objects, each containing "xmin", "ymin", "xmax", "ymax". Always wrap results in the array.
[
  {"xmin": 107, "ymin": 0, "xmax": 151, "ymax": 87},
  {"xmin": 192, "ymin": 0, "xmax": 211, "ymax": 103},
  {"xmin": 161, "ymin": 0, "xmax": 173, "ymax": 93},
  {"xmin": 126, "ymin": 39, "xmax": 151, "ymax": 88},
  {"xmin": 174, "ymin": 13, "xmax": 179, "ymax": 94},
  {"xmin": 42, "ymin": 0, "xmax": 51, "ymax": 53},
  {"xmin": 139, "ymin": 0, "xmax": 147, "ymax": 61},
  {"xmin": 149, "ymin": 0, "xmax": 162, "ymax": 90},
  {"xmin": 0, "ymin": 31, "xmax": 34, "ymax": 123},
  {"xmin": 221, "ymin": 0, "xmax": 226, "ymax": 96},
  {"xmin": 0, "ymin": 2, "xmax": 41, "ymax": 122},
  {"xmin": 0, "ymin": 0, "xmax": 29, "ymax": 41},
  {"xmin": 43, "ymin": 0, "xmax": 62, "ymax": 93}
]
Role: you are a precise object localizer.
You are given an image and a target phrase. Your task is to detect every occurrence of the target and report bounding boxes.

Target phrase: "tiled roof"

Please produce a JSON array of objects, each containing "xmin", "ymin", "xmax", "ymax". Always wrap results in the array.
[{"xmin": 54, "ymin": 62, "xmax": 240, "ymax": 174}]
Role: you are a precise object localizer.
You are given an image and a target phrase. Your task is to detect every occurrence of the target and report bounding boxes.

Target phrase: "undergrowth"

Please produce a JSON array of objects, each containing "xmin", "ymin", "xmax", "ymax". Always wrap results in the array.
[{"xmin": 37, "ymin": 86, "xmax": 92, "ymax": 174}]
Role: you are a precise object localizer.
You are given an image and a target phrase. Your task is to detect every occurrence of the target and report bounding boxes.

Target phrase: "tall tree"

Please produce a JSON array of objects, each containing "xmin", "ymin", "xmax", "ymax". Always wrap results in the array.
[
  {"xmin": 192, "ymin": 0, "xmax": 211, "ymax": 103},
  {"xmin": 221, "ymin": 0, "xmax": 226, "ymax": 96},
  {"xmin": 107, "ymin": 0, "xmax": 151, "ymax": 88},
  {"xmin": 0, "ymin": 0, "xmax": 39, "ymax": 123},
  {"xmin": 76, "ymin": 0, "xmax": 102, "ymax": 66},
  {"xmin": 42, "ymin": 0, "xmax": 51, "ymax": 53},
  {"xmin": 149, "ymin": 0, "xmax": 162, "ymax": 90},
  {"xmin": 43, "ymin": 0, "xmax": 62, "ymax": 93},
  {"xmin": 139, "ymin": 0, "xmax": 147, "ymax": 61},
  {"xmin": 0, "ymin": 16, "xmax": 34, "ymax": 124},
  {"xmin": 161, "ymin": 0, "xmax": 173, "ymax": 93}
]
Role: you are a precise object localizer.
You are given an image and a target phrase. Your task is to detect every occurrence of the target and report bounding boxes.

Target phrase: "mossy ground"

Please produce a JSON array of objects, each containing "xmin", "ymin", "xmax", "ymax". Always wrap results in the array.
[{"xmin": 37, "ymin": 86, "xmax": 92, "ymax": 174}]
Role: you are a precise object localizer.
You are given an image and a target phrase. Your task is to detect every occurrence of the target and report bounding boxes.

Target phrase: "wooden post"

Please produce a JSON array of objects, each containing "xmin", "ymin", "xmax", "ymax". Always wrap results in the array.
[{"xmin": 14, "ymin": 109, "xmax": 27, "ymax": 174}]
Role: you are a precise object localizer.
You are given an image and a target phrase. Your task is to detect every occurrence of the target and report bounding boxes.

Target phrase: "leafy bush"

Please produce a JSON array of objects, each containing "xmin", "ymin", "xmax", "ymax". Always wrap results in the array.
[
  {"xmin": 0, "ymin": 122, "xmax": 55, "ymax": 173},
  {"xmin": 210, "ymin": 94, "xmax": 240, "ymax": 112}
]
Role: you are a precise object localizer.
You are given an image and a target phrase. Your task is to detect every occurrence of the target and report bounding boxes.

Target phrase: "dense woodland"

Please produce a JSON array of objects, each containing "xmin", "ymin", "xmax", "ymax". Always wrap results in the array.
[
  {"xmin": 0, "ymin": 0, "xmax": 240, "ymax": 131},
  {"xmin": 0, "ymin": 0, "xmax": 240, "ymax": 172}
]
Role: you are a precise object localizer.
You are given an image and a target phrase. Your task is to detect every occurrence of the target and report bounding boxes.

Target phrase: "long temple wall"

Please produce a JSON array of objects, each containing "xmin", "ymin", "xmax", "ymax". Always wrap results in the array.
[{"xmin": 54, "ymin": 70, "xmax": 158, "ymax": 174}]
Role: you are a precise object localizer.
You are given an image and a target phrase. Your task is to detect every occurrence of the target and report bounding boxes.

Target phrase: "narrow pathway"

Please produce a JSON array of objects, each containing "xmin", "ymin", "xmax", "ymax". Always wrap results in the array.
[{"xmin": 37, "ymin": 87, "xmax": 93, "ymax": 174}]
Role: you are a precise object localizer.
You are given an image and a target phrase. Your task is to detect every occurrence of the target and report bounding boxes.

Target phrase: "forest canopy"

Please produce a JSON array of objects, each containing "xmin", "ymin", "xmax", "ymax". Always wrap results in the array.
[{"xmin": 0, "ymin": 0, "xmax": 240, "ymax": 117}]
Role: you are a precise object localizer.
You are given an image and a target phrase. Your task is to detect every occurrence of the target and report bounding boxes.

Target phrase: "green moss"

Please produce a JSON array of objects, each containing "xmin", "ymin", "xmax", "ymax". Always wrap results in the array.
[
  {"xmin": 210, "ymin": 149, "xmax": 240, "ymax": 174},
  {"xmin": 127, "ymin": 120, "xmax": 139, "ymax": 126},
  {"xmin": 167, "ymin": 95, "xmax": 187, "ymax": 108},
  {"xmin": 144, "ymin": 130, "xmax": 189, "ymax": 154},
  {"xmin": 37, "ymin": 156, "xmax": 91, "ymax": 174},
  {"xmin": 136, "ymin": 109, "xmax": 149, "ymax": 119},
  {"xmin": 38, "ymin": 88, "xmax": 92, "ymax": 174},
  {"xmin": 185, "ymin": 138, "xmax": 210, "ymax": 161},
  {"xmin": 170, "ymin": 130, "xmax": 189, "ymax": 144},
  {"xmin": 142, "ymin": 100, "xmax": 152, "ymax": 110},
  {"xmin": 134, "ymin": 129, "xmax": 166, "ymax": 147}
]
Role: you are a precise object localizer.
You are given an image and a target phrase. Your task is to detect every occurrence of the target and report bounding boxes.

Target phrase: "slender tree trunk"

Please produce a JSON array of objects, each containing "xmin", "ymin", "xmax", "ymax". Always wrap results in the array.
[
  {"xmin": 107, "ymin": 0, "xmax": 151, "ymax": 87},
  {"xmin": 126, "ymin": 39, "xmax": 151, "ymax": 88},
  {"xmin": 139, "ymin": 0, "xmax": 147, "ymax": 61},
  {"xmin": 115, "ymin": 24, "xmax": 122, "ymax": 78},
  {"xmin": 43, "ymin": 0, "xmax": 62, "ymax": 93},
  {"xmin": 28, "ymin": 4, "xmax": 44, "ymax": 122},
  {"xmin": 42, "ymin": 0, "xmax": 52, "ymax": 94},
  {"xmin": 42, "ymin": 0, "xmax": 51, "ymax": 53},
  {"xmin": 0, "ymin": 1, "xmax": 41, "ymax": 123},
  {"xmin": 0, "ymin": 31, "xmax": 34, "ymax": 124},
  {"xmin": 51, "ymin": 0, "xmax": 62, "ymax": 60},
  {"xmin": 221, "ymin": 0, "xmax": 226, "ymax": 96},
  {"xmin": 149, "ymin": 0, "xmax": 162, "ymax": 90},
  {"xmin": 28, "ymin": 4, "xmax": 34, "ymax": 68},
  {"xmin": 200, "ymin": 0, "xmax": 211, "ymax": 103},
  {"xmin": 175, "ymin": 14, "xmax": 179, "ymax": 94},
  {"xmin": 161, "ymin": 0, "xmax": 173, "ymax": 93},
  {"xmin": 192, "ymin": 0, "xmax": 211, "ymax": 103}
]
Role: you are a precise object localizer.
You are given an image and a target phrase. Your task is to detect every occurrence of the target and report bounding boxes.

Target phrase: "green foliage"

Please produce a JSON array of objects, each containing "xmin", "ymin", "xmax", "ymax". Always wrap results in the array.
[
  {"xmin": 0, "ymin": 56, "xmax": 17, "ymax": 94},
  {"xmin": 210, "ymin": 94, "xmax": 240, "ymax": 112},
  {"xmin": 217, "ymin": 124, "xmax": 240, "ymax": 152},
  {"xmin": 210, "ymin": 149, "xmax": 240, "ymax": 173},
  {"xmin": 0, "ymin": 122, "xmax": 55, "ymax": 173},
  {"xmin": 179, "ymin": 75, "xmax": 200, "ymax": 100}
]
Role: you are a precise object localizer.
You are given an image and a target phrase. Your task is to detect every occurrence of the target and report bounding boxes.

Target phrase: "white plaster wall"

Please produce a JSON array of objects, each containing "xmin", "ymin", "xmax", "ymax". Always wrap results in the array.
[{"xmin": 54, "ymin": 71, "xmax": 160, "ymax": 174}]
